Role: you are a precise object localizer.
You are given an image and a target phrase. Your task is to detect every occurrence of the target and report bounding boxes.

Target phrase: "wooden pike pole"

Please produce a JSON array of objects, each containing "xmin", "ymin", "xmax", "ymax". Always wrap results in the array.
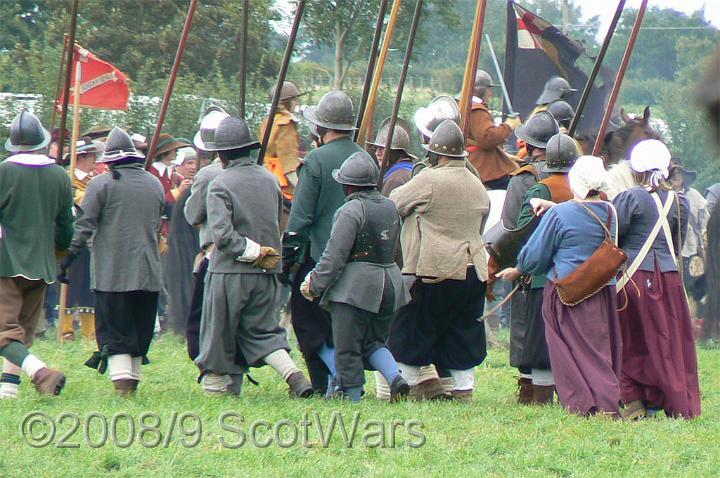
[
  {"xmin": 239, "ymin": 0, "xmax": 249, "ymax": 117},
  {"xmin": 50, "ymin": 34, "xmax": 70, "ymax": 134},
  {"xmin": 258, "ymin": 0, "xmax": 306, "ymax": 166},
  {"xmin": 459, "ymin": 0, "xmax": 488, "ymax": 138},
  {"xmin": 145, "ymin": 0, "xmax": 199, "ymax": 169},
  {"xmin": 592, "ymin": 0, "xmax": 648, "ymax": 156},
  {"xmin": 568, "ymin": 0, "xmax": 626, "ymax": 136},
  {"xmin": 378, "ymin": 0, "xmax": 423, "ymax": 189},
  {"xmin": 354, "ymin": 0, "xmax": 389, "ymax": 141},
  {"xmin": 58, "ymin": 60, "xmax": 83, "ymax": 343},
  {"xmin": 356, "ymin": 0, "xmax": 403, "ymax": 145},
  {"xmin": 57, "ymin": 0, "xmax": 79, "ymax": 160}
]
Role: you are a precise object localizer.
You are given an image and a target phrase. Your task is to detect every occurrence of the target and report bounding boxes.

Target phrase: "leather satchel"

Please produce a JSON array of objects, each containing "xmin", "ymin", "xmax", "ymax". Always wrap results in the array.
[{"xmin": 553, "ymin": 202, "xmax": 627, "ymax": 306}]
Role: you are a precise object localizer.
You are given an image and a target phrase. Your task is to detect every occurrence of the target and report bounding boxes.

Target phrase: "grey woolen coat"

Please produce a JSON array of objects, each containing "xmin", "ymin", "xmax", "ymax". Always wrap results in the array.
[
  {"xmin": 206, "ymin": 156, "xmax": 283, "ymax": 274},
  {"xmin": 70, "ymin": 162, "xmax": 164, "ymax": 292},
  {"xmin": 184, "ymin": 159, "xmax": 224, "ymax": 248}
]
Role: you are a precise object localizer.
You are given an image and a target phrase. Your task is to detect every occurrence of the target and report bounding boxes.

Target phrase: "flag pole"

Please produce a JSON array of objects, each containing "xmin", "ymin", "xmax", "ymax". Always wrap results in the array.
[
  {"xmin": 50, "ymin": 34, "xmax": 70, "ymax": 134},
  {"xmin": 145, "ymin": 0, "xmax": 198, "ymax": 169},
  {"xmin": 378, "ymin": 0, "xmax": 423, "ymax": 189},
  {"xmin": 568, "ymin": 0, "xmax": 626, "ymax": 136},
  {"xmin": 58, "ymin": 60, "xmax": 82, "ymax": 343},
  {"xmin": 258, "ymin": 0, "xmax": 306, "ymax": 167},
  {"xmin": 459, "ymin": 0, "xmax": 488, "ymax": 137},
  {"xmin": 592, "ymin": 0, "xmax": 648, "ymax": 155},
  {"xmin": 57, "ymin": 0, "xmax": 79, "ymax": 161},
  {"xmin": 356, "ymin": 0, "xmax": 403, "ymax": 145},
  {"xmin": 354, "ymin": 0, "xmax": 389, "ymax": 141}
]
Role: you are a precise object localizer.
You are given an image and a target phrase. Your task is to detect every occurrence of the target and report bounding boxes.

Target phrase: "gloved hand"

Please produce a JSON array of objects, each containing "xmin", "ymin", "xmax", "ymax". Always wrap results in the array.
[
  {"xmin": 505, "ymin": 113, "xmax": 521, "ymax": 130},
  {"xmin": 57, "ymin": 253, "xmax": 78, "ymax": 284},
  {"xmin": 300, "ymin": 273, "xmax": 315, "ymax": 301},
  {"xmin": 252, "ymin": 246, "xmax": 280, "ymax": 270}
]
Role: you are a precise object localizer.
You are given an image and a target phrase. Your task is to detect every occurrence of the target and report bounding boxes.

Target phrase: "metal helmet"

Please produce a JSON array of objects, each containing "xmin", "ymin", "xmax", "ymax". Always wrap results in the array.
[
  {"xmin": 515, "ymin": 110, "xmax": 559, "ymax": 149},
  {"xmin": 536, "ymin": 76, "xmax": 576, "ymax": 105},
  {"xmin": 366, "ymin": 117, "xmax": 412, "ymax": 152},
  {"xmin": 474, "ymin": 69, "xmax": 497, "ymax": 98},
  {"xmin": 269, "ymin": 81, "xmax": 303, "ymax": 101},
  {"xmin": 422, "ymin": 119, "xmax": 468, "ymax": 158},
  {"xmin": 413, "ymin": 95, "xmax": 461, "ymax": 139},
  {"xmin": 542, "ymin": 133, "xmax": 579, "ymax": 173},
  {"xmin": 547, "ymin": 100, "xmax": 575, "ymax": 128},
  {"xmin": 193, "ymin": 105, "xmax": 230, "ymax": 150},
  {"xmin": 331, "ymin": 150, "xmax": 380, "ymax": 187},
  {"xmin": 202, "ymin": 115, "xmax": 260, "ymax": 152},
  {"xmin": 302, "ymin": 90, "xmax": 355, "ymax": 131},
  {"xmin": 101, "ymin": 126, "xmax": 145, "ymax": 163},
  {"xmin": 5, "ymin": 110, "xmax": 51, "ymax": 152}
]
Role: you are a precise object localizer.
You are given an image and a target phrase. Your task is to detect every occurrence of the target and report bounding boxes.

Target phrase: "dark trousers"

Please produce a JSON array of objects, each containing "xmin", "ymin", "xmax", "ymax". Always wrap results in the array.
[
  {"xmin": 186, "ymin": 257, "xmax": 208, "ymax": 361},
  {"xmin": 95, "ymin": 290, "xmax": 158, "ymax": 357},
  {"xmin": 290, "ymin": 258, "xmax": 332, "ymax": 390},
  {"xmin": 388, "ymin": 268, "xmax": 487, "ymax": 370},
  {"xmin": 329, "ymin": 281, "xmax": 395, "ymax": 389}
]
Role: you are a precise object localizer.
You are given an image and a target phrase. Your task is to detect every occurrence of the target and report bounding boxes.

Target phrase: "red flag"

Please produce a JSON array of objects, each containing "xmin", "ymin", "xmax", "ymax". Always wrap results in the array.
[{"xmin": 57, "ymin": 44, "xmax": 130, "ymax": 111}]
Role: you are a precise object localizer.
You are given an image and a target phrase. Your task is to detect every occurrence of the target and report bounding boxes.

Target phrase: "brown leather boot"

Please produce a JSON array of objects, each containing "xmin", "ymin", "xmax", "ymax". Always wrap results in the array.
[
  {"xmin": 31, "ymin": 368, "xmax": 66, "ymax": 395},
  {"xmin": 409, "ymin": 378, "xmax": 448, "ymax": 401},
  {"xmin": 517, "ymin": 377, "xmax": 533, "ymax": 405},
  {"xmin": 532, "ymin": 384, "xmax": 555, "ymax": 405},
  {"xmin": 286, "ymin": 371, "xmax": 314, "ymax": 398},
  {"xmin": 113, "ymin": 379, "xmax": 136, "ymax": 397}
]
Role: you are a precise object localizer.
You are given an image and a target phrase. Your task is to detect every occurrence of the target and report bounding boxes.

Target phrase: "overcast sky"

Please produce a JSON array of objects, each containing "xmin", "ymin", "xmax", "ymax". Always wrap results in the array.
[
  {"xmin": 276, "ymin": 0, "xmax": 720, "ymax": 30},
  {"xmin": 580, "ymin": 0, "xmax": 719, "ymax": 30}
]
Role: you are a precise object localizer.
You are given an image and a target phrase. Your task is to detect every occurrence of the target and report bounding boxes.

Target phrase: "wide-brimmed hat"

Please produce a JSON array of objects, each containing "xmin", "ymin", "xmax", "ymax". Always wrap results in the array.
[
  {"xmin": 670, "ymin": 164, "xmax": 698, "ymax": 185},
  {"xmin": 81, "ymin": 124, "xmax": 112, "ymax": 139},
  {"xmin": 62, "ymin": 136, "xmax": 100, "ymax": 162},
  {"xmin": 155, "ymin": 134, "xmax": 192, "ymax": 157}
]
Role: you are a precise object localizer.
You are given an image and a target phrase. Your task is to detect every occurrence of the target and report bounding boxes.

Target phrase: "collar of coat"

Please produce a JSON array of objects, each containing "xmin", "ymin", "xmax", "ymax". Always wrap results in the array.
[
  {"xmin": 4, "ymin": 153, "xmax": 55, "ymax": 166},
  {"xmin": 345, "ymin": 189, "xmax": 381, "ymax": 202},
  {"xmin": 433, "ymin": 160, "xmax": 466, "ymax": 170},
  {"xmin": 225, "ymin": 156, "xmax": 254, "ymax": 169}
]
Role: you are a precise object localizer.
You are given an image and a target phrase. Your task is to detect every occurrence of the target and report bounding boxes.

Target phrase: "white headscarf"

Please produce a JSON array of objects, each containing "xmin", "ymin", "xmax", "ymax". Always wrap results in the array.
[
  {"xmin": 629, "ymin": 139, "xmax": 670, "ymax": 189},
  {"xmin": 568, "ymin": 155, "xmax": 610, "ymax": 199}
]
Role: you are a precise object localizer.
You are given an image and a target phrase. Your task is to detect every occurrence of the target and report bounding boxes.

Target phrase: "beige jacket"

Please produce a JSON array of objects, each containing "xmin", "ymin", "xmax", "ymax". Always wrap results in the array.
[{"xmin": 390, "ymin": 161, "xmax": 490, "ymax": 282}]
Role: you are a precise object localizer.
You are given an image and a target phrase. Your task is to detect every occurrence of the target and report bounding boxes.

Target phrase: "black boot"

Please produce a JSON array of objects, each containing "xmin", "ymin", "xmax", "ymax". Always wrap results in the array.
[
  {"xmin": 389, "ymin": 375, "xmax": 410, "ymax": 403},
  {"xmin": 304, "ymin": 354, "xmax": 329, "ymax": 395}
]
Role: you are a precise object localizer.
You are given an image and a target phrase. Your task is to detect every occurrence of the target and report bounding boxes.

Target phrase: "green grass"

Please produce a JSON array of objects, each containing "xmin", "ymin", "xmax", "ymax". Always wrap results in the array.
[{"xmin": 0, "ymin": 333, "xmax": 718, "ymax": 478}]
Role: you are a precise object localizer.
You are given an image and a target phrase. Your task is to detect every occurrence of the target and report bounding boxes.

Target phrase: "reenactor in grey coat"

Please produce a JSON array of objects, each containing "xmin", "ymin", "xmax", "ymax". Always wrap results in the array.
[
  {"xmin": 183, "ymin": 106, "xmax": 229, "ymax": 362},
  {"xmin": 63, "ymin": 127, "xmax": 164, "ymax": 396},
  {"xmin": 195, "ymin": 114, "xmax": 312, "ymax": 398},
  {"xmin": 301, "ymin": 151, "xmax": 410, "ymax": 402}
]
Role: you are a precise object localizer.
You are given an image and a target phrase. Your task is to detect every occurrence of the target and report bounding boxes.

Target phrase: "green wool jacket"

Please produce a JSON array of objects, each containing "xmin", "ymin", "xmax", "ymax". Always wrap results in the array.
[
  {"xmin": 286, "ymin": 136, "xmax": 363, "ymax": 261},
  {"xmin": 0, "ymin": 154, "xmax": 74, "ymax": 283},
  {"xmin": 517, "ymin": 183, "xmax": 553, "ymax": 289}
]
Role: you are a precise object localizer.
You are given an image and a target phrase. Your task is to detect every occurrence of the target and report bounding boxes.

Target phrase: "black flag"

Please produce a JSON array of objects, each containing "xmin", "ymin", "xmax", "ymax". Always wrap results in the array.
[{"xmin": 504, "ymin": 1, "xmax": 613, "ymax": 134}]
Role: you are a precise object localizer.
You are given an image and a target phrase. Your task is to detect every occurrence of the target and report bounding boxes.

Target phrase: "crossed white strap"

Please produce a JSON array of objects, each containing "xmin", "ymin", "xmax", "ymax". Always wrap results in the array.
[{"xmin": 617, "ymin": 191, "xmax": 675, "ymax": 291}]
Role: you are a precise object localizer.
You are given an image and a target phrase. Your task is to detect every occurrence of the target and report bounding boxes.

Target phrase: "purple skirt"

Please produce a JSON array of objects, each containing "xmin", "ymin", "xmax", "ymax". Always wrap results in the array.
[
  {"xmin": 618, "ymin": 270, "xmax": 701, "ymax": 418},
  {"xmin": 542, "ymin": 282, "xmax": 622, "ymax": 416}
]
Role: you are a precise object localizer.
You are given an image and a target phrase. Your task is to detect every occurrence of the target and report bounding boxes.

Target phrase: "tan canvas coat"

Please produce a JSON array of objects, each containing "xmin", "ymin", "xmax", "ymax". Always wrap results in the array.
[{"xmin": 390, "ymin": 161, "xmax": 490, "ymax": 282}]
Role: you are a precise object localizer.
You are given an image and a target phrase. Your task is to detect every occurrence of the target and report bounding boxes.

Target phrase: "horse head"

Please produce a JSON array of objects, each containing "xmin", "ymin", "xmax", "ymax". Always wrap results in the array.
[{"xmin": 602, "ymin": 106, "xmax": 660, "ymax": 165}]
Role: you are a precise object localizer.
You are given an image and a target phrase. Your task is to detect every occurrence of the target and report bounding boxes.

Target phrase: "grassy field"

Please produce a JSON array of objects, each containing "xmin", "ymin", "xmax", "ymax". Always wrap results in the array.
[{"xmin": 0, "ymin": 333, "xmax": 718, "ymax": 478}]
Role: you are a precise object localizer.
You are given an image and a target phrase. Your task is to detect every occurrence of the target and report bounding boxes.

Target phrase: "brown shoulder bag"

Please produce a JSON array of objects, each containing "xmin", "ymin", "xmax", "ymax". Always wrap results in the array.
[{"xmin": 553, "ymin": 201, "xmax": 627, "ymax": 306}]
